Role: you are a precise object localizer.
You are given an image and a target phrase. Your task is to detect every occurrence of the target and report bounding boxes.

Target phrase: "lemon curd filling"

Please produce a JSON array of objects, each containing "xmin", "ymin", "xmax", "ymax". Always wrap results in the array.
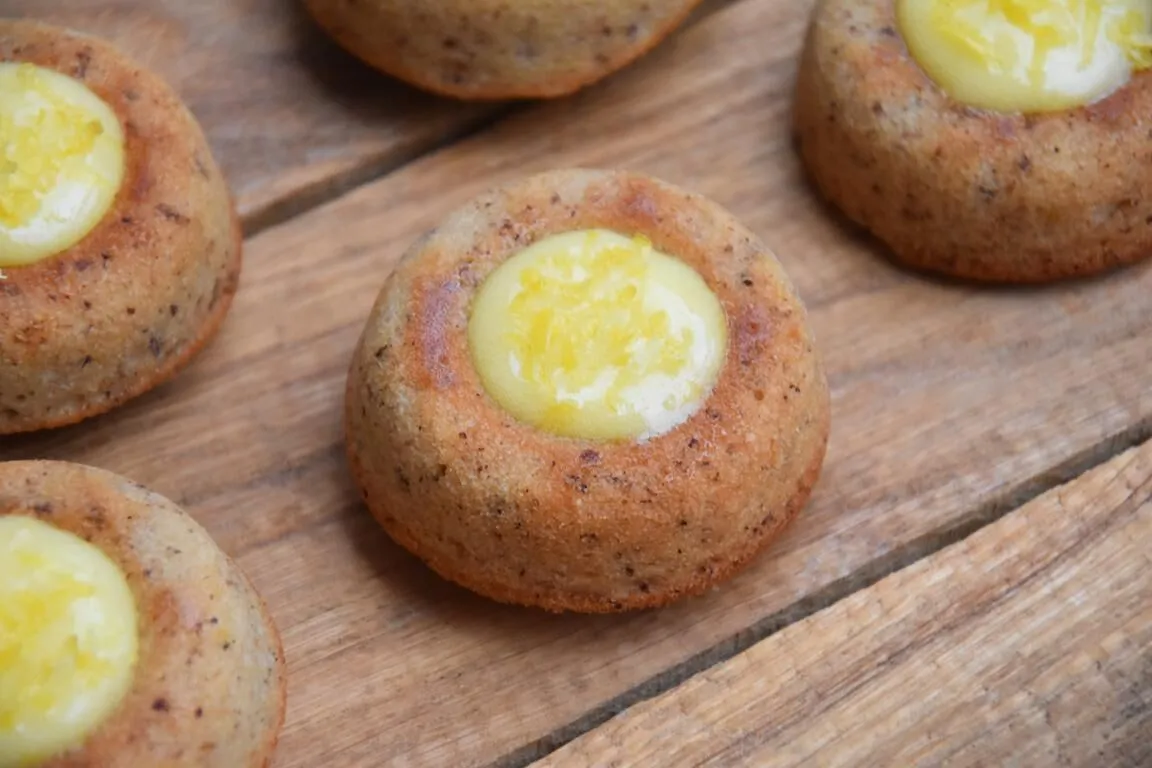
[
  {"xmin": 0, "ymin": 516, "xmax": 139, "ymax": 768},
  {"xmin": 898, "ymin": 0, "xmax": 1152, "ymax": 113},
  {"xmin": 0, "ymin": 63, "xmax": 125, "ymax": 268},
  {"xmin": 468, "ymin": 229, "xmax": 728, "ymax": 442}
]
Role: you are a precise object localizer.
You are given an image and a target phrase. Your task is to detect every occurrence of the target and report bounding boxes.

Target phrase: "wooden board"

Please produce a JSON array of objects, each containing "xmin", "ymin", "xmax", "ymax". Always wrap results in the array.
[
  {"xmin": 537, "ymin": 440, "xmax": 1152, "ymax": 768},
  {"xmin": 4, "ymin": 0, "xmax": 1152, "ymax": 765},
  {"xmin": 6, "ymin": 0, "xmax": 496, "ymax": 230}
]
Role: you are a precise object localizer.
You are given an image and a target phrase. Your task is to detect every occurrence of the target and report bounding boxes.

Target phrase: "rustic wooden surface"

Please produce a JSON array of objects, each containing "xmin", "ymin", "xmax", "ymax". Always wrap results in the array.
[
  {"xmin": 4, "ymin": 0, "xmax": 496, "ymax": 231},
  {"xmin": 538, "ymin": 440, "xmax": 1152, "ymax": 768},
  {"xmin": 3, "ymin": 0, "xmax": 1151, "ymax": 766}
]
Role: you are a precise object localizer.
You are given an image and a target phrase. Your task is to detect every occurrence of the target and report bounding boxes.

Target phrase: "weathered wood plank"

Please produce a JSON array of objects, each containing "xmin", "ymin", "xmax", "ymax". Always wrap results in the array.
[
  {"xmin": 3, "ymin": 0, "xmax": 1151, "ymax": 765},
  {"xmin": 537, "ymin": 440, "xmax": 1152, "ymax": 767},
  {"xmin": 6, "ymin": 0, "xmax": 496, "ymax": 229}
]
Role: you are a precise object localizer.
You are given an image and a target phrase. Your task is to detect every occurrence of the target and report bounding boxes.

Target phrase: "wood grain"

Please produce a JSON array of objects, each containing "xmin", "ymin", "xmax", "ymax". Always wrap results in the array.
[
  {"xmin": 5, "ymin": 0, "xmax": 497, "ymax": 230},
  {"xmin": 3, "ymin": 0, "xmax": 1152, "ymax": 765},
  {"xmin": 537, "ymin": 440, "xmax": 1152, "ymax": 768}
]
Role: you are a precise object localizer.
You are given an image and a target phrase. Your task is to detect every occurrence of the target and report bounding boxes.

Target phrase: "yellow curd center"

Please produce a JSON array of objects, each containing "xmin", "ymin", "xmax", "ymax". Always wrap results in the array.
[
  {"xmin": 898, "ymin": 0, "xmax": 1152, "ymax": 113},
  {"xmin": 0, "ymin": 516, "xmax": 138, "ymax": 768},
  {"xmin": 0, "ymin": 62, "xmax": 125, "ymax": 268},
  {"xmin": 468, "ymin": 229, "xmax": 728, "ymax": 441}
]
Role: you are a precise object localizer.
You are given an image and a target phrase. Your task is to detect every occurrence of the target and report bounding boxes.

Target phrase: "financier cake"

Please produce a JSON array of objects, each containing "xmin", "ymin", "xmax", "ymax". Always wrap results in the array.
[
  {"xmin": 794, "ymin": 0, "xmax": 1152, "ymax": 282},
  {"xmin": 345, "ymin": 168, "xmax": 831, "ymax": 613},
  {"xmin": 0, "ymin": 20, "xmax": 241, "ymax": 434},
  {"xmin": 0, "ymin": 460, "xmax": 285, "ymax": 767},
  {"xmin": 303, "ymin": 0, "xmax": 705, "ymax": 100}
]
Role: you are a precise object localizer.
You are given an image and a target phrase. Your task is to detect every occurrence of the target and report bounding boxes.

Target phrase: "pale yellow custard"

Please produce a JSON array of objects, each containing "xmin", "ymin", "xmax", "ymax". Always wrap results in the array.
[
  {"xmin": 0, "ymin": 516, "xmax": 138, "ymax": 768},
  {"xmin": 468, "ymin": 229, "xmax": 728, "ymax": 441},
  {"xmin": 898, "ymin": 0, "xmax": 1152, "ymax": 113},
  {"xmin": 0, "ymin": 62, "xmax": 125, "ymax": 268}
]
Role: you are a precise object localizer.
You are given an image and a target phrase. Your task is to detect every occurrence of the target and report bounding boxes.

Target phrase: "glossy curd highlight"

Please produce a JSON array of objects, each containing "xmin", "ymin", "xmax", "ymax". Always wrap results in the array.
[
  {"xmin": 468, "ymin": 229, "xmax": 728, "ymax": 441},
  {"xmin": 0, "ymin": 516, "xmax": 138, "ymax": 768},
  {"xmin": 0, "ymin": 63, "xmax": 125, "ymax": 267},
  {"xmin": 898, "ymin": 0, "xmax": 1152, "ymax": 113}
]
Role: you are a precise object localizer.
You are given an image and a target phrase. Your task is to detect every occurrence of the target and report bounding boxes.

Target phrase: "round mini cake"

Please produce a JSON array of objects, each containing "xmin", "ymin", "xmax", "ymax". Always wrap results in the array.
[
  {"xmin": 0, "ymin": 460, "xmax": 286, "ymax": 768},
  {"xmin": 793, "ymin": 0, "xmax": 1152, "ymax": 282},
  {"xmin": 303, "ymin": 0, "xmax": 704, "ymax": 100},
  {"xmin": 0, "ymin": 20, "xmax": 241, "ymax": 434},
  {"xmin": 345, "ymin": 169, "xmax": 831, "ymax": 613}
]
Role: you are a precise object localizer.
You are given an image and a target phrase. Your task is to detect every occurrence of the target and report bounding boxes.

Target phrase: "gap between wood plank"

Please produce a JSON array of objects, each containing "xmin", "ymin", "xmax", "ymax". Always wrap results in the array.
[
  {"xmin": 493, "ymin": 415, "xmax": 1152, "ymax": 768},
  {"xmin": 532, "ymin": 441, "xmax": 1152, "ymax": 766},
  {"xmin": 240, "ymin": 105, "xmax": 516, "ymax": 236},
  {"xmin": 238, "ymin": 0, "xmax": 744, "ymax": 238}
]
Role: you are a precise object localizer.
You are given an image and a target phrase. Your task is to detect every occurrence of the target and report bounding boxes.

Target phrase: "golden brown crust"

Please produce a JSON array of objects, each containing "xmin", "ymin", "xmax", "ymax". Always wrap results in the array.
[
  {"xmin": 303, "ymin": 0, "xmax": 704, "ymax": 101},
  {"xmin": 345, "ymin": 169, "xmax": 831, "ymax": 613},
  {"xmin": 793, "ymin": 0, "xmax": 1152, "ymax": 283},
  {"xmin": 0, "ymin": 20, "xmax": 242, "ymax": 434},
  {"xmin": 0, "ymin": 460, "xmax": 286, "ymax": 767}
]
